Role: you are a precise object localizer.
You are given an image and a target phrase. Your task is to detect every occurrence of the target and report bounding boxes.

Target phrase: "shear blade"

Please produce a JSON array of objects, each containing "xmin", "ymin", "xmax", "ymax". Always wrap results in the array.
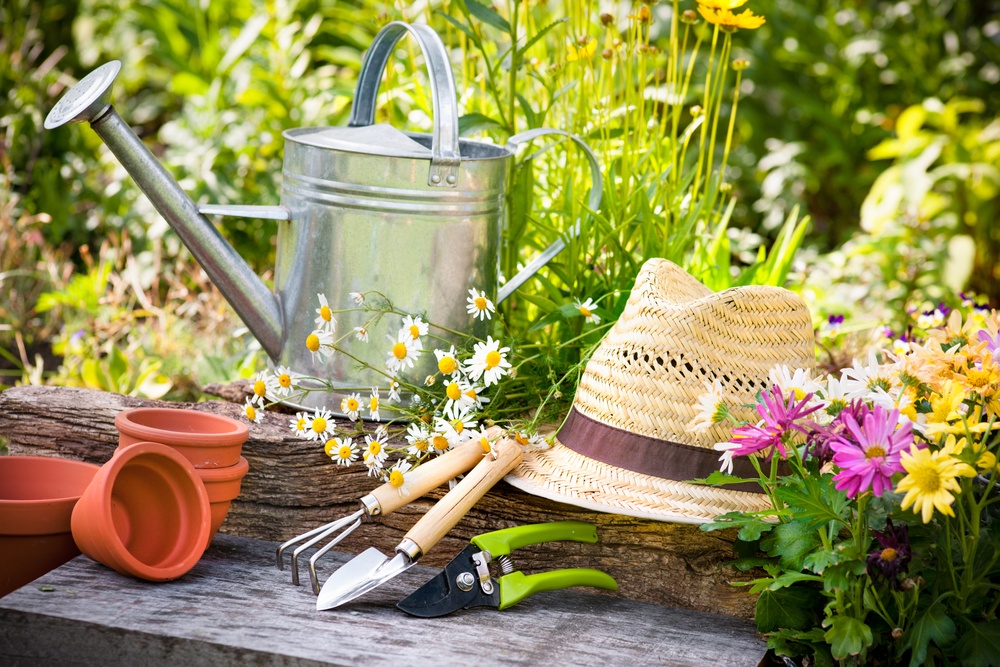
[{"xmin": 396, "ymin": 545, "xmax": 498, "ymax": 617}]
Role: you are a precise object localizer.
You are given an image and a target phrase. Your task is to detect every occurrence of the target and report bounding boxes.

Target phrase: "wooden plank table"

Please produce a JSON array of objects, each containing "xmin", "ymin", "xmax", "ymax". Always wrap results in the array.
[{"xmin": 0, "ymin": 534, "xmax": 766, "ymax": 666}]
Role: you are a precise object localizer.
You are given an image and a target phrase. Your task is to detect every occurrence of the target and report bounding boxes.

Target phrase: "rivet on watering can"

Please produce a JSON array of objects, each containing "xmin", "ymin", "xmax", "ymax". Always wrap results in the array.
[
  {"xmin": 446, "ymin": 174, "xmax": 457, "ymax": 185},
  {"xmin": 431, "ymin": 174, "xmax": 442, "ymax": 184}
]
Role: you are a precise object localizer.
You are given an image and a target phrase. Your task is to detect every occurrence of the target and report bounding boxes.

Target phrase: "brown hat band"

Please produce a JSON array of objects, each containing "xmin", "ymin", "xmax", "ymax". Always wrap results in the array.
[{"xmin": 557, "ymin": 407, "xmax": 763, "ymax": 494}]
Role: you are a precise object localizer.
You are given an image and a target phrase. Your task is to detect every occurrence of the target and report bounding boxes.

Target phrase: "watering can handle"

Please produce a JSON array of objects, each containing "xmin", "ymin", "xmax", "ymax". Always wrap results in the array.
[
  {"xmin": 348, "ymin": 22, "xmax": 461, "ymax": 188},
  {"xmin": 498, "ymin": 129, "xmax": 604, "ymax": 303}
]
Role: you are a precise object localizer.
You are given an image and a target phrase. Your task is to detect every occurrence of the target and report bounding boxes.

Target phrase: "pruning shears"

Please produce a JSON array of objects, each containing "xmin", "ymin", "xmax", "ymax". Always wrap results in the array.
[{"xmin": 396, "ymin": 521, "xmax": 618, "ymax": 617}]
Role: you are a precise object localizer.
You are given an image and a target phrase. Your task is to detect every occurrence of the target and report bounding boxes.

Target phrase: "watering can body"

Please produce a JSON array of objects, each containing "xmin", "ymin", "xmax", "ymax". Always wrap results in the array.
[{"xmin": 44, "ymin": 22, "xmax": 600, "ymax": 415}]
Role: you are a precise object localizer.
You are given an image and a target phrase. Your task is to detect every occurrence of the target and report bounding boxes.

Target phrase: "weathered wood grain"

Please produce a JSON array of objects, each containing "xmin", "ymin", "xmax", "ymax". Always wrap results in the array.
[
  {"xmin": 0, "ymin": 385, "xmax": 759, "ymax": 618},
  {"xmin": 0, "ymin": 534, "xmax": 766, "ymax": 667}
]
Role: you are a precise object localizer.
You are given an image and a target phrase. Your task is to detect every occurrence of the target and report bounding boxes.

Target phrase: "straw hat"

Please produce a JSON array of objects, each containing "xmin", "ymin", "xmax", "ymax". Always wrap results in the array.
[{"xmin": 504, "ymin": 258, "xmax": 815, "ymax": 524}]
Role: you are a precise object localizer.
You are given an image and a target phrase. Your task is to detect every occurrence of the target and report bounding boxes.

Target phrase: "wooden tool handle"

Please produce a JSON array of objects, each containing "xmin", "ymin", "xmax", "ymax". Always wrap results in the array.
[
  {"xmin": 403, "ymin": 437, "xmax": 523, "ymax": 556},
  {"xmin": 369, "ymin": 433, "xmax": 493, "ymax": 515}
]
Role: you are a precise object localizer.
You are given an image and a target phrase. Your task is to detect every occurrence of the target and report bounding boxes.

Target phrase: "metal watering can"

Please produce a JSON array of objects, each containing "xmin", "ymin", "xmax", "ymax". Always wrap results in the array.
[{"xmin": 44, "ymin": 22, "xmax": 601, "ymax": 413}]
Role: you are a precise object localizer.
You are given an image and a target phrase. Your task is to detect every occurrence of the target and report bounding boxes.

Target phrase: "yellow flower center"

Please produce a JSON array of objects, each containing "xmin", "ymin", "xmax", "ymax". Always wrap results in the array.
[
  {"xmin": 515, "ymin": 433, "xmax": 529, "ymax": 446},
  {"xmin": 485, "ymin": 350, "xmax": 501, "ymax": 369},
  {"xmin": 320, "ymin": 305, "xmax": 332, "ymax": 321},
  {"xmin": 324, "ymin": 441, "xmax": 335, "ymax": 457},
  {"xmin": 446, "ymin": 382, "xmax": 462, "ymax": 401},
  {"xmin": 306, "ymin": 333, "xmax": 321, "ymax": 352},
  {"xmin": 912, "ymin": 466, "xmax": 942, "ymax": 493},
  {"xmin": 792, "ymin": 387, "xmax": 807, "ymax": 401},
  {"xmin": 433, "ymin": 435, "xmax": 450, "ymax": 451},
  {"xmin": 866, "ymin": 445, "xmax": 887, "ymax": 460},
  {"xmin": 475, "ymin": 296, "xmax": 487, "ymax": 311},
  {"xmin": 370, "ymin": 397, "xmax": 379, "ymax": 411},
  {"xmin": 279, "ymin": 374, "xmax": 292, "ymax": 388},
  {"xmin": 478, "ymin": 437, "xmax": 491, "ymax": 453},
  {"xmin": 389, "ymin": 469, "xmax": 405, "ymax": 488},
  {"xmin": 296, "ymin": 418, "xmax": 306, "ymax": 431},
  {"xmin": 347, "ymin": 398, "xmax": 359, "ymax": 412},
  {"xmin": 465, "ymin": 388, "xmax": 477, "ymax": 400},
  {"xmin": 312, "ymin": 417, "xmax": 327, "ymax": 433},
  {"xmin": 453, "ymin": 421, "xmax": 465, "ymax": 434},
  {"xmin": 253, "ymin": 380, "xmax": 267, "ymax": 396},
  {"xmin": 245, "ymin": 405, "xmax": 257, "ymax": 421},
  {"xmin": 867, "ymin": 377, "xmax": 892, "ymax": 392},
  {"xmin": 966, "ymin": 369, "xmax": 992, "ymax": 389},
  {"xmin": 338, "ymin": 444, "xmax": 353, "ymax": 460},
  {"xmin": 409, "ymin": 325, "xmax": 420, "ymax": 339},
  {"xmin": 393, "ymin": 342, "xmax": 408, "ymax": 360},
  {"xmin": 369, "ymin": 441, "xmax": 382, "ymax": 456},
  {"xmin": 413, "ymin": 438, "xmax": 429, "ymax": 452},
  {"xmin": 879, "ymin": 547, "xmax": 898, "ymax": 563},
  {"xmin": 438, "ymin": 356, "xmax": 458, "ymax": 375},
  {"xmin": 579, "ymin": 306, "xmax": 592, "ymax": 318}
]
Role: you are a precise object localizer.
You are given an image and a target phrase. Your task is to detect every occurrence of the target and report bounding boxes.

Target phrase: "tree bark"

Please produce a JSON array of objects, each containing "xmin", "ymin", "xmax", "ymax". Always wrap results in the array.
[{"xmin": 0, "ymin": 385, "xmax": 758, "ymax": 618}]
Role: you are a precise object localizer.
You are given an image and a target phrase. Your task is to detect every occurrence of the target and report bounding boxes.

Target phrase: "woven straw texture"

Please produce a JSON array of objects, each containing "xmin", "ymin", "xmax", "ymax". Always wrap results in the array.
[{"xmin": 505, "ymin": 258, "xmax": 816, "ymax": 523}]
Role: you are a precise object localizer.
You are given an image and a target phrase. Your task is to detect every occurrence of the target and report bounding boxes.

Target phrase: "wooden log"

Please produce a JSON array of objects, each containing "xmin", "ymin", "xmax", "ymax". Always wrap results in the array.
[{"xmin": 0, "ymin": 385, "xmax": 759, "ymax": 618}]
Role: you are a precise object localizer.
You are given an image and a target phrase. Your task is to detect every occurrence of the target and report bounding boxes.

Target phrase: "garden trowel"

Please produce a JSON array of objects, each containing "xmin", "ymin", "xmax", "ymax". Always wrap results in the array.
[{"xmin": 316, "ymin": 436, "xmax": 523, "ymax": 610}]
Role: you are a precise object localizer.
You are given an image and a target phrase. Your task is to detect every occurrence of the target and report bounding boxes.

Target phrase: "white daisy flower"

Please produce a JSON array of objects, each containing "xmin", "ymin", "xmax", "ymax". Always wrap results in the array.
[
  {"xmin": 385, "ymin": 331, "xmax": 422, "ymax": 374},
  {"xmin": 363, "ymin": 452, "xmax": 384, "ymax": 477},
  {"xmin": 250, "ymin": 370, "xmax": 270, "ymax": 406},
  {"xmin": 460, "ymin": 380, "xmax": 490, "ymax": 412},
  {"xmin": 405, "ymin": 423, "xmax": 432, "ymax": 457},
  {"xmin": 328, "ymin": 437, "xmax": 357, "ymax": 466},
  {"xmin": 314, "ymin": 293, "xmax": 336, "ymax": 333},
  {"xmin": 243, "ymin": 397, "xmax": 263, "ymax": 424},
  {"xmin": 387, "ymin": 379, "xmax": 401, "ymax": 403},
  {"xmin": 818, "ymin": 376, "xmax": 849, "ymax": 420},
  {"xmin": 713, "ymin": 441, "xmax": 741, "ymax": 475},
  {"xmin": 353, "ymin": 326, "xmax": 369, "ymax": 343},
  {"xmin": 267, "ymin": 365, "xmax": 300, "ymax": 399},
  {"xmin": 686, "ymin": 380, "xmax": 729, "ymax": 432},
  {"xmin": 513, "ymin": 431, "xmax": 550, "ymax": 452},
  {"xmin": 350, "ymin": 291, "xmax": 365, "ymax": 305},
  {"xmin": 289, "ymin": 411, "xmax": 310, "ymax": 436},
  {"xmin": 305, "ymin": 329, "xmax": 334, "ymax": 363},
  {"xmin": 386, "ymin": 460, "xmax": 413, "ymax": 497},
  {"xmin": 401, "ymin": 315, "xmax": 428, "ymax": 341},
  {"xmin": 434, "ymin": 346, "xmax": 461, "ymax": 377},
  {"xmin": 892, "ymin": 338, "xmax": 911, "ymax": 356},
  {"xmin": 305, "ymin": 407, "xmax": 334, "ymax": 443},
  {"xmin": 467, "ymin": 288, "xmax": 495, "ymax": 321},
  {"xmin": 442, "ymin": 378, "xmax": 475, "ymax": 419},
  {"xmin": 435, "ymin": 412, "xmax": 478, "ymax": 446},
  {"xmin": 340, "ymin": 393, "xmax": 362, "ymax": 421},
  {"xmin": 363, "ymin": 431, "xmax": 389, "ymax": 476},
  {"xmin": 368, "ymin": 388, "xmax": 381, "ymax": 421},
  {"xmin": 839, "ymin": 350, "xmax": 900, "ymax": 401},
  {"xmin": 465, "ymin": 428, "xmax": 496, "ymax": 456},
  {"xmin": 464, "ymin": 336, "xmax": 512, "ymax": 387},
  {"xmin": 429, "ymin": 430, "xmax": 452, "ymax": 455},
  {"xmin": 574, "ymin": 298, "xmax": 601, "ymax": 324},
  {"xmin": 768, "ymin": 364, "xmax": 823, "ymax": 401}
]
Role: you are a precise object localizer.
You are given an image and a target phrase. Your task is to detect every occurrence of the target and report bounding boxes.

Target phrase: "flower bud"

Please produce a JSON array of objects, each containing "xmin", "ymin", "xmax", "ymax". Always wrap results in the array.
[
  {"xmin": 719, "ymin": 182, "xmax": 732, "ymax": 194},
  {"xmin": 732, "ymin": 58, "xmax": 751, "ymax": 71},
  {"xmin": 681, "ymin": 9, "xmax": 698, "ymax": 24},
  {"xmin": 577, "ymin": 34, "xmax": 590, "ymax": 46},
  {"xmin": 690, "ymin": 105, "xmax": 703, "ymax": 117},
  {"xmin": 891, "ymin": 628, "xmax": 904, "ymax": 640},
  {"xmin": 602, "ymin": 48, "xmax": 614, "ymax": 61},
  {"xmin": 901, "ymin": 577, "xmax": 916, "ymax": 591},
  {"xmin": 374, "ymin": 11, "xmax": 390, "ymax": 26},
  {"xmin": 600, "ymin": 12, "xmax": 614, "ymax": 26},
  {"xmin": 637, "ymin": 6, "xmax": 652, "ymax": 22},
  {"xmin": 424, "ymin": 375, "xmax": 436, "ymax": 386}
]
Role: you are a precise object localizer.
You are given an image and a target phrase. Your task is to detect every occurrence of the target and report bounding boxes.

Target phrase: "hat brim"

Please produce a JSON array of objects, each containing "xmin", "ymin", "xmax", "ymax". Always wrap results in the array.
[{"xmin": 504, "ymin": 439, "xmax": 771, "ymax": 524}]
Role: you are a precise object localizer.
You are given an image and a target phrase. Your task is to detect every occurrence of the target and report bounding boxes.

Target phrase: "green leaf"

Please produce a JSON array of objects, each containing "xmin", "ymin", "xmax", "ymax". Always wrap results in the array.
[
  {"xmin": 463, "ymin": 0, "xmax": 510, "ymax": 34},
  {"xmin": 760, "ymin": 521, "xmax": 823, "ymax": 571},
  {"xmin": 435, "ymin": 10, "xmax": 482, "ymax": 49},
  {"xmin": 459, "ymin": 112, "xmax": 505, "ymax": 136},
  {"xmin": 688, "ymin": 471, "xmax": 759, "ymax": 487},
  {"xmin": 756, "ymin": 587, "xmax": 821, "ymax": 634},
  {"xmin": 956, "ymin": 620, "xmax": 1000, "ymax": 667},
  {"xmin": 775, "ymin": 474, "xmax": 850, "ymax": 529},
  {"xmin": 516, "ymin": 17, "xmax": 568, "ymax": 58},
  {"xmin": 700, "ymin": 512, "xmax": 775, "ymax": 542},
  {"xmin": 904, "ymin": 603, "xmax": 956, "ymax": 667},
  {"xmin": 821, "ymin": 561, "xmax": 866, "ymax": 592},
  {"xmin": 824, "ymin": 617, "xmax": 873, "ymax": 660}
]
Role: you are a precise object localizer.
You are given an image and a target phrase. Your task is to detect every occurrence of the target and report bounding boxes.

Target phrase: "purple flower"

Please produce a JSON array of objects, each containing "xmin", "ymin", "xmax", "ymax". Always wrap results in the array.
[
  {"xmin": 831, "ymin": 405, "xmax": 912, "ymax": 498},
  {"xmin": 727, "ymin": 386, "xmax": 821, "ymax": 459},
  {"xmin": 978, "ymin": 328, "xmax": 1000, "ymax": 361},
  {"xmin": 828, "ymin": 314, "xmax": 845, "ymax": 325},
  {"xmin": 805, "ymin": 400, "xmax": 867, "ymax": 465},
  {"xmin": 866, "ymin": 520, "xmax": 912, "ymax": 589}
]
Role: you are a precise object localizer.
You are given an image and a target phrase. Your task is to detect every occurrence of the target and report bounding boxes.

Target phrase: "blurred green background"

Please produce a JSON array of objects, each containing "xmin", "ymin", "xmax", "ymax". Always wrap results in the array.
[{"xmin": 2, "ymin": 0, "xmax": 998, "ymax": 402}]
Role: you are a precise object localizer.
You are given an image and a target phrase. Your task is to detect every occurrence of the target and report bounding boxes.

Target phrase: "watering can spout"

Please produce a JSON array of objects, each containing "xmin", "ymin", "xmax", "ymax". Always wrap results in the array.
[{"xmin": 44, "ymin": 61, "xmax": 285, "ymax": 360}]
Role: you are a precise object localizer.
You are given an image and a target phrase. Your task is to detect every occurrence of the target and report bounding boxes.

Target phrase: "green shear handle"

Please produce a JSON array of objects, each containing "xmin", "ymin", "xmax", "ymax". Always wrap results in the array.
[{"xmin": 498, "ymin": 568, "xmax": 619, "ymax": 611}]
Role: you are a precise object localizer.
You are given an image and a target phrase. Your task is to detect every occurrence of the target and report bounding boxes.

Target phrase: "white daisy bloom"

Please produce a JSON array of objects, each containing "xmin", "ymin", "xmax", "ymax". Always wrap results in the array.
[
  {"xmin": 818, "ymin": 376, "xmax": 849, "ymax": 421},
  {"xmin": 368, "ymin": 388, "xmax": 381, "ymax": 421},
  {"xmin": 405, "ymin": 422, "xmax": 432, "ymax": 457},
  {"xmin": 243, "ymin": 397, "xmax": 263, "ymax": 424},
  {"xmin": 767, "ymin": 364, "xmax": 823, "ymax": 401},
  {"xmin": 513, "ymin": 431, "xmax": 550, "ymax": 452},
  {"xmin": 340, "ymin": 393, "xmax": 362, "ymax": 422},
  {"xmin": 387, "ymin": 379, "xmax": 401, "ymax": 403},
  {"xmin": 328, "ymin": 437, "xmax": 357, "ymax": 467},
  {"xmin": 314, "ymin": 293, "xmax": 336, "ymax": 333},
  {"xmin": 363, "ymin": 431, "xmax": 389, "ymax": 476},
  {"xmin": 460, "ymin": 380, "xmax": 490, "ymax": 412},
  {"xmin": 250, "ymin": 370, "xmax": 270, "ymax": 406},
  {"xmin": 442, "ymin": 378, "xmax": 475, "ymax": 419},
  {"xmin": 465, "ymin": 428, "xmax": 495, "ymax": 456},
  {"xmin": 401, "ymin": 315, "xmax": 429, "ymax": 341},
  {"xmin": 713, "ymin": 441, "xmax": 741, "ymax": 475},
  {"xmin": 892, "ymin": 338, "xmax": 911, "ymax": 356},
  {"xmin": 385, "ymin": 331, "xmax": 422, "ymax": 374},
  {"xmin": 289, "ymin": 411, "xmax": 310, "ymax": 436},
  {"xmin": 464, "ymin": 336, "xmax": 512, "ymax": 387},
  {"xmin": 434, "ymin": 346, "xmax": 462, "ymax": 377},
  {"xmin": 466, "ymin": 288, "xmax": 495, "ymax": 321},
  {"xmin": 435, "ymin": 411, "xmax": 478, "ymax": 446},
  {"xmin": 574, "ymin": 297, "xmax": 601, "ymax": 324},
  {"xmin": 429, "ymin": 430, "xmax": 452, "ymax": 455},
  {"xmin": 350, "ymin": 291, "xmax": 365, "ymax": 305},
  {"xmin": 839, "ymin": 350, "xmax": 900, "ymax": 401},
  {"xmin": 386, "ymin": 460, "xmax": 413, "ymax": 497},
  {"xmin": 305, "ymin": 329, "xmax": 334, "ymax": 363},
  {"xmin": 686, "ymin": 380, "xmax": 728, "ymax": 432},
  {"xmin": 353, "ymin": 326, "xmax": 369, "ymax": 343},
  {"xmin": 267, "ymin": 365, "xmax": 301, "ymax": 399},
  {"xmin": 363, "ymin": 452, "xmax": 385, "ymax": 477},
  {"xmin": 305, "ymin": 407, "xmax": 335, "ymax": 443}
]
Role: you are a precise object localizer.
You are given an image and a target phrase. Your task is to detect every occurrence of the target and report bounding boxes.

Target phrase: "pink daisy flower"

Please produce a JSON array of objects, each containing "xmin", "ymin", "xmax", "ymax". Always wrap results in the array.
[
  {"xmin": 727, "ymin": 386, "xmax": 821, "ymax": 458},
  {"xmin": 831, "ymin": 405, "xmax": 913, "ymax": 498}
]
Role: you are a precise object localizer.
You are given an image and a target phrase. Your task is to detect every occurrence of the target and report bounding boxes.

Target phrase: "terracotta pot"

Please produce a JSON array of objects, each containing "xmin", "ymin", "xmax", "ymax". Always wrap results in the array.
[
  {"xmin": 196, "ymin": 456, "xmax": 249, "ymax": 544},
  {"xmin": 115, "ymin": 407, "xmax": 249, "ymax": 468},
  {"xmin": 71, "ymin": 442, "xmax": 211, "ymax": 582},
  {"xmin": 0, "ymin": 456, "xmax": 100, "ymax": 598}
]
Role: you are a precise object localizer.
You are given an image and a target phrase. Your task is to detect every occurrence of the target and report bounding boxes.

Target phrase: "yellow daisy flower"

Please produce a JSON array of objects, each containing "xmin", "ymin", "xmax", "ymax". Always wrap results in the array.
[
  {"xmin": 566, "ymin": 37, "xmax": 597, "ymax": 62},
  {"xmin": 696, "ymin": 0, "xmax": 749, "ymax": 9},
  {"xmin": 697, "ymin": 6, "xmax": 765, "ymax": 31},
  {"xmin": 896, "ymin": 441, "xmax": 974, "ymax": 523}
]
